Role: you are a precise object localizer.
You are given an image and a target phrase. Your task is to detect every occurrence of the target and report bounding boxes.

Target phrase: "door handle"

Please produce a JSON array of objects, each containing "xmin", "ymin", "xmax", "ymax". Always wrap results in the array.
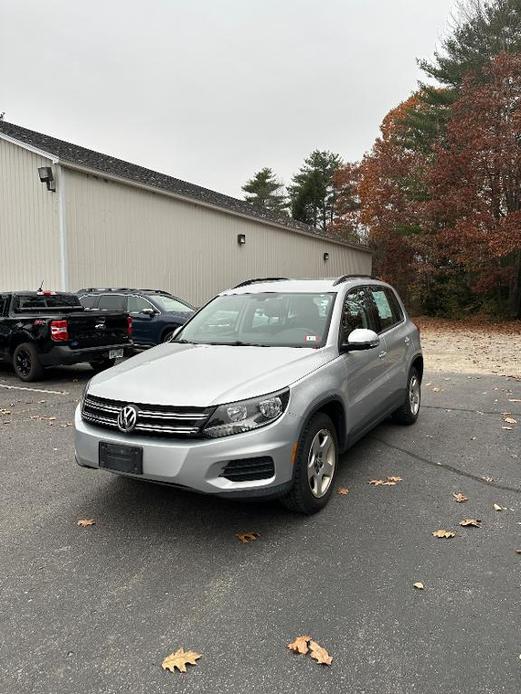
[
  {"xmin": 404, "ymin": 336, "xmax": 410, "ymax": 344},
  {"xmin": 378, "ymin": 350, "xmax": 387, "ymax": 359}
]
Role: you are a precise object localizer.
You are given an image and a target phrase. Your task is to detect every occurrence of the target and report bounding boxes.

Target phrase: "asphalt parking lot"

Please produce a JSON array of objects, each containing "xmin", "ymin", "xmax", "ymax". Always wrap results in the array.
[{"xmin": 0, "ymin": 364, "xmax": 520, "ymax": 694}]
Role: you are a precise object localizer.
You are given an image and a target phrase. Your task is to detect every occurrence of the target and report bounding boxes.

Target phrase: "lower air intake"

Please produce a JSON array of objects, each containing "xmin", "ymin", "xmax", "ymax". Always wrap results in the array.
[{"xmin": 219, "ymin": 457, "xmax": 275, "ymax": 482}]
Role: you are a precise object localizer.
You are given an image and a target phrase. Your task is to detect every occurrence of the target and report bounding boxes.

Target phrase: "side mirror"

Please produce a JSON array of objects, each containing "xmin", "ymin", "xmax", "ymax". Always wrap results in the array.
[
  {"xmin": 342, "ymin": 328, "xmax": 379, "ymax": 351},
  {"xmin": 140, "ymin": 308, "xmax": 156, "ymax": 316}
]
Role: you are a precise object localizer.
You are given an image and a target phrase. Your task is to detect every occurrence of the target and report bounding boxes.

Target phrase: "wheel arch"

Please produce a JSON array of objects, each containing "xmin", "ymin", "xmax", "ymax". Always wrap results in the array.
[
  {"xmin": 411, "ymin": 354, "xmax": 424, "ymax": 382},
  {"xmin": 300, "ymin": 397, "xmax": 347, "ymax": 453}
]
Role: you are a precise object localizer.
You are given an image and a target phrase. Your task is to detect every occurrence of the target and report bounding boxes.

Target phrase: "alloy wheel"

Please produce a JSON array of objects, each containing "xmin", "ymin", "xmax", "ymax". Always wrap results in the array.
[{"xmin": 307, "ymin": 428, "xmax": 336, "ymax": 498}]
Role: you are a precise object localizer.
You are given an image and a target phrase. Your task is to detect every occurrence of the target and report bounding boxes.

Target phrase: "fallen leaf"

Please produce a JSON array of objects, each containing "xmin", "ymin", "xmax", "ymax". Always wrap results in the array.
[
  {"xmin": 336, "ymin": 487, "xmax": 349, "ymax": 495},
  {"xmin": 504, "ymin": 417, "xmax": 517, "ymax": 424},
  {"xmin": 515, "ymin": 549, "xmax": 521, "ymax": 554},
  {"xmin": 493, "ymin": 504, "xmax": 504, "ymax": 512},
  {"xmin": 387, "ymin": 476, "xmax": 402, "ymax": 483},
  {"xmin": 459, "ymin": 518, "xmax": 481, "ymax": 528},
  {"xmin": 77, "ymin": 518, "xmax": 95, "ymax": 527},
  {"xmin": 452, "ymin": 492, "xmax": 468, "ymax": 503},
  {"xmin": 288, "ymin": 635, "xmax": 311, "ymax": 655},
  {"xmin": 368, "ymin": 479, "xmax": 384, "ymax": 486},
  {"xmin": 508, "ymin": 398, "xmax": 521, "ymax": 403},
  {"xmin": 502, "ymin": 426, "xmax": 513, "ymax": 430},
  {"xmin": 432, "ymin": 529, "xmax": 456, "ymax": 538},
  {"xmin": 236, "ymin": 531, "xmax": 260, "ymax": 544},
  {"xmin": 369, "ymin": 476, "xmax": 402, "ymax": 487},
  {"xmin": 309, "ymin": 640, "xmax": 332, "ymax": 666},
  {"xmin": 382, "ymin": 480, "xmax": 397, "ymax": 486},
  {"xmin": 413, "ymin": 582, "xmax": 425, "ymax": 590},
  {"xmin": 161, "ymin": 648, "xmax": 201, "ymax": 674}
]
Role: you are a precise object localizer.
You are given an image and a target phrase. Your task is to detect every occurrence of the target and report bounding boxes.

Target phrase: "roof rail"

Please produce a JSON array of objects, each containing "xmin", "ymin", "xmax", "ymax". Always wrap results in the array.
[
  {"xmin": 78, "ymin": 287, "xmax": 134, "ymax": 293},
  {"xmin": 233, "ymin": 277, "xmax": 289, "ymax": 288},
  {"xmin": 332, "ymin": 274, "xmax": 374, "ymax": 286}
]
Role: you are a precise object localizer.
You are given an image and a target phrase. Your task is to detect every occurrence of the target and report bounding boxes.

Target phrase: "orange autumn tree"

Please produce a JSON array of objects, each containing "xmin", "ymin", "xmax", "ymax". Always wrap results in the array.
[
  {"xmin": 347, "ymin": 96, "xmax": 430, "ymax": 304},
  {"xmin": 428, "ymin": 53, "xmax": 521, "ymax": 317}
]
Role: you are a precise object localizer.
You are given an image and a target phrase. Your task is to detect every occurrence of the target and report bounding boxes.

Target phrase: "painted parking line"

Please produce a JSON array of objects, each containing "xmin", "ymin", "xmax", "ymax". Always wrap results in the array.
[{"xmin": 0, "ymin": 384, "xmax": 69, "ymax": 396}]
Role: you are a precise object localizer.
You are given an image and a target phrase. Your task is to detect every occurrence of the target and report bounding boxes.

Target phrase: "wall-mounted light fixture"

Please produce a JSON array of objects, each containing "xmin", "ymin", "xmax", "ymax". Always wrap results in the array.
[
  {"xmin": 237, "ymin": 233, "xmax": 246, "ymax": 246},
  {"xmin": 323, "ymin": 252, "xmax": 329, "ymax": 262},
  {"xmin": 38, "ymin": 166, "xmax": 56, "ymax": 192}
]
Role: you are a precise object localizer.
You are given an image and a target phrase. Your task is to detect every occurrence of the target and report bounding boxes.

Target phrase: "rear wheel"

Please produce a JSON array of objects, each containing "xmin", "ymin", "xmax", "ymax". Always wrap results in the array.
[
  {"xmin": 281, "ymin": 412, "xmax": 338, "ymax": 514},
  {"xmin": 392, "ymin": 366, "xmax": 421, "ymax": 425},
  {"xmin": 12, "ymin": 343, "xmax": 44, "ymax": 382}
]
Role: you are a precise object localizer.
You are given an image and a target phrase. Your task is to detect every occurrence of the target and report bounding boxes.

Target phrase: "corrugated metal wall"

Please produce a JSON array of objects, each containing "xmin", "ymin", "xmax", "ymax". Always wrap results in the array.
[
  {"xmin": 65, "ymin": 170, "xmax": 372, "ymax": 305},
  {"xmin": 0, "ymin": 139, "xmax": 61, "ymax": 290}
]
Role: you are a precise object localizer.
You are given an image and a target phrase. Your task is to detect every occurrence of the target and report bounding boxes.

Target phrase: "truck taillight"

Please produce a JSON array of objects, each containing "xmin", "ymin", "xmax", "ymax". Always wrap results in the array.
[
  {"xmin": 50, "ymin": 319, "xmax": 69, "ymax": 342},
  {"xmin": 127, "ymin": 316, "xmax": 133, "ymax": 337}
]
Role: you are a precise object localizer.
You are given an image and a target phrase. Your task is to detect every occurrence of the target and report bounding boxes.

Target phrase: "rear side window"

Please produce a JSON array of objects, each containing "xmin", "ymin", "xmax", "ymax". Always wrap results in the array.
[
  {"xmin": 340, "ymin": 287, "xmax": 377, "ymax": 340},
  {"xmin": 98, "ymin": 294, "xmax": 126, "ymax": 311},
  {"xmin": 369, "ymin": 287, "xmax": 403, "ymax": 332},
  {"xmin": 80, "ymin": 295, "xmax": 99, "ymax": 309}
]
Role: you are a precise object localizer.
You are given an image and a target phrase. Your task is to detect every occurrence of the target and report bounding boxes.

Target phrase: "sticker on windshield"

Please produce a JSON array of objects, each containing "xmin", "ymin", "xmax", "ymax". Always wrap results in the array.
[{"xmin": 305, "ymin": 335, "xmax": 319, "ymax": 343}]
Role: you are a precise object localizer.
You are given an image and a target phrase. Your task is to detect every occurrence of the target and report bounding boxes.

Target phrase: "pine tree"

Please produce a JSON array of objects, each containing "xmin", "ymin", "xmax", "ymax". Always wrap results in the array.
[
  {"xmin": 288, "ymin": 150, "xmax": 343, "ymax": 230},
  {"xmin": 241, "ymin": 168, "xmax": 287, "ymax": 215}
]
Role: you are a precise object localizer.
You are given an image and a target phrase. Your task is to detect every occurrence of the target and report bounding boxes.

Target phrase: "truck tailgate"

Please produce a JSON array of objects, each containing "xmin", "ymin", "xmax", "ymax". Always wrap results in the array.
[{"xmin": 66, "ymin": 312, "xmax": 130, "ymax": 348}]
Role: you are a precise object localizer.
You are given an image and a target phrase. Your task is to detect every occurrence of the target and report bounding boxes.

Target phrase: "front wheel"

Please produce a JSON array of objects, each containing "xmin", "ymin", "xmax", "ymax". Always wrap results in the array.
[
  {"xmin": 392, "ymin": 366, "xmax": 421, "ymax": 425},
  {"xmin": 281, "ymin": 412, "xmax": 338, "ymax": 514}
]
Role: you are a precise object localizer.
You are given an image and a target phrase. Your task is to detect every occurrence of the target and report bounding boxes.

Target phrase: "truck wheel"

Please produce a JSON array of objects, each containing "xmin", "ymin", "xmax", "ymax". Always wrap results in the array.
[
  {"xmin": 89, "ymin": 358, "xmax": 116, "ymax": 372},
  {"xmin": 392, "ymin": 366, "xmax": 421, "ymax": 425},
  {"xmin": 281, "ymin": 412, "xmax": 338, "ymax": 515},
  {"xmin": 13, "ymin": 343, "xmax": 44, "ymax": 382}
]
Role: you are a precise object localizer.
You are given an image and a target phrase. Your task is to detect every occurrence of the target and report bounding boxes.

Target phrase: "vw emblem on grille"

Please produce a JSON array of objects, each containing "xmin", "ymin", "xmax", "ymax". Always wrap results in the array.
[{"xmin": 117, "ymin": 404, "xmax": 138, "ymax": 432}]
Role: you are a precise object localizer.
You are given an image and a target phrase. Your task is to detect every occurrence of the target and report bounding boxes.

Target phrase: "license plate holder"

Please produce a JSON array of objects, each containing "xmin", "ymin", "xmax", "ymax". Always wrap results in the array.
[
  {"xmin": 109, "ymin": 349, "xmax": 124, "ymax": 359},
  {"xmin": 99, "ymin": 442, "xmax": 143, "ymax": 474}
]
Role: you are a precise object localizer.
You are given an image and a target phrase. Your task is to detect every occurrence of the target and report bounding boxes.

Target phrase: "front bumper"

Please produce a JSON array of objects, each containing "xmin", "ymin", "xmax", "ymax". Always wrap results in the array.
[
  {"xmin": 74, "ymin": 405, "xmax": 298, "ymax": 498},
  {"xmin": 40, "ymin": 344, "xmax": 134, "ymax": 367}
]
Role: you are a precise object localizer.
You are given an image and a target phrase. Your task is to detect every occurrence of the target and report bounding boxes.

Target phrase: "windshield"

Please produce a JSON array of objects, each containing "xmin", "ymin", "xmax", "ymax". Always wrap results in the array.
[
  {"xmin": 176, "ymin": 292, "xmax": 336, "ymax": 347},
  {"xmin": 152, "ymin": 295, "xmax": 193, "ymax": 313}
]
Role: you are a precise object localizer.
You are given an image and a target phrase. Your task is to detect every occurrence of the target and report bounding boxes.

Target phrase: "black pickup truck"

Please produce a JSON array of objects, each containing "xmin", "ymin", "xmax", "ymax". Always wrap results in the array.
[{"xmin": 0, "ymin": 291, "xmax": 133, "ymax": 381}]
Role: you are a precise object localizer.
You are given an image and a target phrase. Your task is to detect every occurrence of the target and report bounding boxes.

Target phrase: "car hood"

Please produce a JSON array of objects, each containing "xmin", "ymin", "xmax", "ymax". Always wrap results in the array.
[{"xmin": 89, "ymin": 342, "xmax": 335, "ymax": 406}]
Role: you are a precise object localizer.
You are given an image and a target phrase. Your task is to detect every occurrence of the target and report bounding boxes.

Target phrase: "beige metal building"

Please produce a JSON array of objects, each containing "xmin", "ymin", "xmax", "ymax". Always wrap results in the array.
[{"xmin": 0, "ymin": 122, "xmax": 372, "ymax": 306}]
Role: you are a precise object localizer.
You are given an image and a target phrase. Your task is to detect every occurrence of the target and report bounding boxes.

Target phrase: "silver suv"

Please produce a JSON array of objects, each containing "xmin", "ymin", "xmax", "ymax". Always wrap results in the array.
[{"xmin": 75, "ymin": 276, "xmax": 423, "ymax": 514}]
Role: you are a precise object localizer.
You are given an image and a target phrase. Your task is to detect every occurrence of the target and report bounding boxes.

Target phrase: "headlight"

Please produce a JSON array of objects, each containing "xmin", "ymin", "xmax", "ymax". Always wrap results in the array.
[{"xmin": 203, "ymin": 389, "xmax": 290, "ymax": 438}]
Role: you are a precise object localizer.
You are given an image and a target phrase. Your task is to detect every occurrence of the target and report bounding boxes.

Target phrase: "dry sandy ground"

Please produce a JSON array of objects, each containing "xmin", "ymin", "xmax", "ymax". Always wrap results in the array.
[{"xmin": 415, "ymin": 317, "xmax": 521, "ymax": 377}]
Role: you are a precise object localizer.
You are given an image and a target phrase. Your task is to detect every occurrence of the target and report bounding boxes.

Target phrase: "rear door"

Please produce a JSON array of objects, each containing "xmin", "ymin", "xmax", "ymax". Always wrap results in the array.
[
  {"xmin": 367, "ymin": 285, "xmax": 409, "ymax": 405},
  {"xmin": 340, "ymin": 285, "xmax": 389, "ymax": 435}
]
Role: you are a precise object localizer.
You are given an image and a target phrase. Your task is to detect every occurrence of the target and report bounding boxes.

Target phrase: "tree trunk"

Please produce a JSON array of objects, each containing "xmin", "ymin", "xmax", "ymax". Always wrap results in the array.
[{"xmin": 509, "ymin": 250, "xmax": 521, "ymax": 318}]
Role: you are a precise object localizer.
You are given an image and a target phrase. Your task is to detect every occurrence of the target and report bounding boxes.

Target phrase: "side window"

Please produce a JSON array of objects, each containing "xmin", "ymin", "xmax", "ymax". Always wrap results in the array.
[
  {"xmin": 98, "ymin": 294, "xmax": 126, "ymax": 311},
  {"xmin": 340, "ymin": 287, "xmax": 375, "ymax": 340},
  {"xmin": 385, "ymin": 288, "xmax": 404, "ymax": 323},
  {"xmin": 369, "ymin": 287, "xmax": 402, "ymax": 332},
  {"xmin": 128, "ymin": 296, "xmax": 154, "ymax": 313},
  {"xmin": 80, "ymin": 294, "xmax": 99, "ymax": 309},
  {"xmin": 0, "ymin": 295, "xmax": 8, "ymax": 316}
]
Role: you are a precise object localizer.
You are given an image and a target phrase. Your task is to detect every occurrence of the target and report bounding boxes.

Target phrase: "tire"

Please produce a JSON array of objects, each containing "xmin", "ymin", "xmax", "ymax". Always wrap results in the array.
[
  {"xmin": 89, "ymin": 358, "xmax": 116, "ymax": 372},
  {"xmin": 12, "ymin": 343, "xmax": 44, "ymax": 382},
  {"xmin": 392, "ymin": 366, "xmax": 421, "ymax": 425},
  {"xmin": 281, "ymin": 412, "xmax": 338, "ymax": 514}
]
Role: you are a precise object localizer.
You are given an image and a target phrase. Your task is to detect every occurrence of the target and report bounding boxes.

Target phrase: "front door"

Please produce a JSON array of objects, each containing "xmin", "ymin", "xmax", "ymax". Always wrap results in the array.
[
  {"xmin": 127, "ymin": 295, "xmax": 157, "ymax": 347},
  {"xmin": 340, "ymin": 286, "xmax": 389, "ymax": 436}
]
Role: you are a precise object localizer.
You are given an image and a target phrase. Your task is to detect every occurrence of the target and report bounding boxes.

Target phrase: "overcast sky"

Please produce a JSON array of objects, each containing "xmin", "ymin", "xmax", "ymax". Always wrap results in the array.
[{"xmin": 0, "ymin": 0, "xmax": 457, "ymax": 198}]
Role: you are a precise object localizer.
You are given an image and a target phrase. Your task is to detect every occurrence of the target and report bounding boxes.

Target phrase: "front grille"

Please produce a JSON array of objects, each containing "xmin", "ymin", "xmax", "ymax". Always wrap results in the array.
[
  {"xmin": 219, "ymin": 457, "xmax": 275, "ymax": 482},
  {"xmin": 82, "ymin": 395, "xmax": 212, "ymax": 438}
]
